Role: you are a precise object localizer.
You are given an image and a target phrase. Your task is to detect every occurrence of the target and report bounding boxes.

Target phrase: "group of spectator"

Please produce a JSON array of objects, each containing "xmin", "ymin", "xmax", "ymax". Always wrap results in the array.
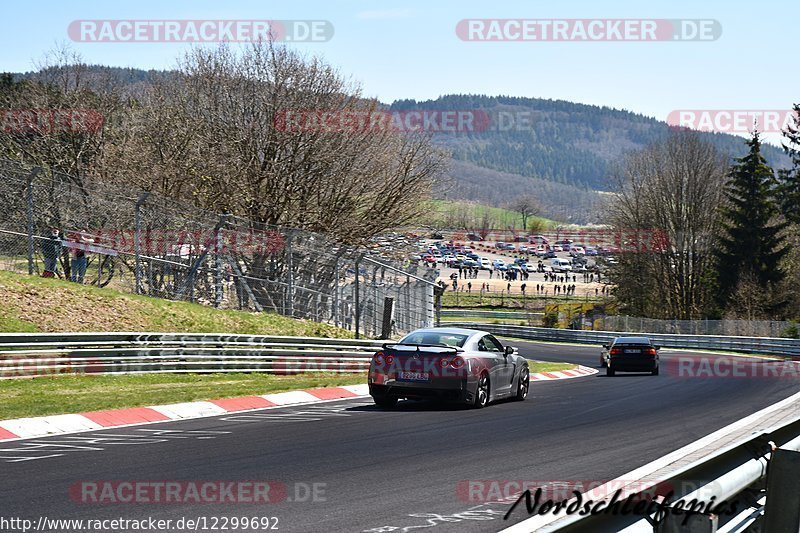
[{"xmin": 40, "ymin": 227, "xmax": 95, "ymax": 283}]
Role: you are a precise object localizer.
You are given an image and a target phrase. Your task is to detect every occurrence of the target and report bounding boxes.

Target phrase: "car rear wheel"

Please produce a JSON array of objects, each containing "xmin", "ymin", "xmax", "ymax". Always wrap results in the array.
[
  {"xmin": 514, "ymin": 367, "xmax": 529, "ymax": 401},
  {"xmin": 474, "ymin": 372, "xmax": 490, "ymax": 408},
  {"xmin": 606, "ymin": 365, "xmax": 615, "ymax": 377},
  {"xmin": 652, "ymin": 365, "xmax": 659, "ymax": 376},
  {"xmin": 372, "ymin": 395, "xmax": 397, "ymax": 408}
]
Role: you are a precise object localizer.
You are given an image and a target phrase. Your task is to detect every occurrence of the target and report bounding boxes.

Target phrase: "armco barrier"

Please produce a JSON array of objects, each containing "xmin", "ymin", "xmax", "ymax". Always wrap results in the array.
[
  {"xmin": 500, "ymin": 395, "xmax": 800, "ymax": 532},
  {"xmin": 444, "ymin": 323, "xmax": 800, "ymax": 358},
  {"xmin": 0, "ymin": 332, "xmax": 384, "ymax": 378}
]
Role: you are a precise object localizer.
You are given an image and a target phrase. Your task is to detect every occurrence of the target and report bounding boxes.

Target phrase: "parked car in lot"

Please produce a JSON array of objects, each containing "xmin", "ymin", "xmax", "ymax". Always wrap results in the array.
[
  {"xmin": 570, "ymin": 246, "xmax": 586, "ymax": 256},
  {"xmin": 551, "ymin": 258, "xmax": 572, "ymax": 272},
  {"xmin": 602, "ymin": 337, "xmax": 660, "ymax": 376},
  {"xmin": 492, "ymin": 259, "xmax": 506, "ymax": 269},
  {"xmin": 479, "ymin": 257, "xmax": 491, "ymax": 269},
  {"xmin": 552, "ymin": 245, "xmax": 563, "ymax": 252},
  {"xmin": 368, "ymin": 327, "xmax": 530, "ymax": 408}
]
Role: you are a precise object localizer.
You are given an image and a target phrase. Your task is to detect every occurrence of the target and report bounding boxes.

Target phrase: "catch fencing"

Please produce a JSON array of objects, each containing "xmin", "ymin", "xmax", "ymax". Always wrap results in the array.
[
  {"xmin": 0, "ymin": 160, "xmax": 436, "ymax": 338},
  {"xmin": 599, "ymin": 315, "xmax": 796, "ymax": 338},
  {"xmin": 0, "ymin": 332, "xmax": 383, "ymax": 378}
]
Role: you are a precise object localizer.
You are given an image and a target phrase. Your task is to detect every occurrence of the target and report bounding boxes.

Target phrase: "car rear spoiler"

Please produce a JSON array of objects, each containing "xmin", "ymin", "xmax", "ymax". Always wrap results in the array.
[{"xmin": 382, "ymin": 343, "xmax": 462, "ymax": 353}]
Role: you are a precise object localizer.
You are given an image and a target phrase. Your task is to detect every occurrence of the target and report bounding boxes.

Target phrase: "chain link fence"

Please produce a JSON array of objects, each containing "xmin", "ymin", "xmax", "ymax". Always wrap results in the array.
[
  {"xmin": 598, "ymin": 315, "xmax": 796, "ymax": 338},
  {"xmin": 0, "ymin": 159, "xmax": 437, "ymax": 338}
]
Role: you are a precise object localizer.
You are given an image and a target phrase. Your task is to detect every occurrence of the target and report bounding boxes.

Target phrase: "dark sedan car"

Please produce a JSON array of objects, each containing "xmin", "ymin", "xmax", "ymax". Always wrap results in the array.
[
  {"xmin": 602, "ymin": 337, "xmax": 660, "ymax": 376},
  {"xmin": 368, "ymin": 327, "xmax": 530, "ymax": 408}
]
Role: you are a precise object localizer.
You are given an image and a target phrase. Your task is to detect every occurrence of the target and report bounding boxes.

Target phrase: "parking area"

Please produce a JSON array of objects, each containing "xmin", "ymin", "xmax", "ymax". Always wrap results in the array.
[{"xmin": 413, "ymin": 239, "xmax": 610, "ymax": 297}]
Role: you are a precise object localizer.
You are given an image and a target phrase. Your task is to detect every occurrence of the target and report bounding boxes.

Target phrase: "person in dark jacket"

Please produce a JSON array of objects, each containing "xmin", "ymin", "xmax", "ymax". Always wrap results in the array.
[{"xmin": 41, "ymin": 228, "xmax": 62, "ymax": 277}]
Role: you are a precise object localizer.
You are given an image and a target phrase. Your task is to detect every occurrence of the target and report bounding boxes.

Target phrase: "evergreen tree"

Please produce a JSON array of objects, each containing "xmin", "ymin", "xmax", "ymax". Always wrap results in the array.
[
  {"xmin": 716, "ymin": 132, "xmax": 788, "ymax": 314},
  {"xmin": 777, "ymin": 103, "xmax": 800, "ymax": 224}
]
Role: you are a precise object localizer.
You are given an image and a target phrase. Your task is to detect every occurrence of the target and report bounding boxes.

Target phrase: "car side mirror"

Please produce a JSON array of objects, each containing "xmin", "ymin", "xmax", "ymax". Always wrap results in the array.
[
  {"xmin": 602, "ymin": 344, "xmax": 609, "ymax": 350},
  {"xmin": 654, "ymin": 345, "xmax": 661, "ymax": 351},
  {"xmin": 504, "ymin": 346, "xmax": 514, "ymax": 356}
]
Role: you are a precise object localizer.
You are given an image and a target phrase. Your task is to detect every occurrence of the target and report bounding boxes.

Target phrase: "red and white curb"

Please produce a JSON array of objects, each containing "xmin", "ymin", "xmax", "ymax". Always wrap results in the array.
[
  {"xmin": 530, "ymin": 364, "xmax": 597, "ymax": 381},
  {"xmin": 0, "ymin": 384, "xmax": 369, "ymax": 441}
]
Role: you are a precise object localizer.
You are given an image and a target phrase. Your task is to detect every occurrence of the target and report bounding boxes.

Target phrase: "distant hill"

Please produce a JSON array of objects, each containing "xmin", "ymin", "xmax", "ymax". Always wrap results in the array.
[
  {"xmin": 7, "ymin": 67, "xmax": 792, "ymax": 224},
  {"xmin": 390, "ymin": 95, "xmax": 791, "ymax": 192}
]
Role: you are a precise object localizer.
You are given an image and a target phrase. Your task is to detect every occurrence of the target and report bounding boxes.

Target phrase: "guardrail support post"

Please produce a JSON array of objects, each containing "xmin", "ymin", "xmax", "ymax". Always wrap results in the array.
[
  {"xmin": 763, "ymin": 448, "xmax": 800, "ymax": 532},
  {"xmin": 656, "ymin": 513, "xmax": 718, "ymax": 533}
]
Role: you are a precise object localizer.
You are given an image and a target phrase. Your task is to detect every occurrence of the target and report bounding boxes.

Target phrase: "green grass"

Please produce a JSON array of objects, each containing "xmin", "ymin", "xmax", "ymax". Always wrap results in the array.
[
  {"xmin": 527, "ymin": 360, "xmax": 577, "ymax": 373},
  {"xmin": 419, "ymin": 200, "xmax": 560, "ymax": 231},
  {"xmin": 0, "ymin": 270, "xmax": 351, "ymax": 337},
  {"xmin": 0, "ymin": 372, "xmax": 364, "ymax": 419}
]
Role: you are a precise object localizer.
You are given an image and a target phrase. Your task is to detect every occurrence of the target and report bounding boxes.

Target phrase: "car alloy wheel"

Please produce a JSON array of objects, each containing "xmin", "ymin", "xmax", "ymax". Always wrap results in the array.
[
  {"xmin": 515, "ymin": 367, "xmax": 529, "ymax": 401},
  {"xmin": 474, "ymin": 373, "xmax": 489, "ymax": 408}
]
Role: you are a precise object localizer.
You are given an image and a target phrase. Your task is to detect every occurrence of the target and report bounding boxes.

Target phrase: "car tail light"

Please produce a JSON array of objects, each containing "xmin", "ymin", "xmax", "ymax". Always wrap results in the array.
[
  {"xmin": 610, "ymin": 348, "xmax": 622, "ymax": 356},
  {"xmin": 646, "ymin": 348, "xmax": 657, "ymax": 355},
  {"xmin": 440, "ymin": 358, "xmax": 450, "ymax": 368},
  {"xmin": 450, "ymin": 356, "xmax": 465, "ymax": 369},
  {"xmin": 373, "ymin": 351, "xmax": 385, "ymax": 365},
  {"xmin": 385, "ymin": 354, "xmax": 395, "ymax": 365}
]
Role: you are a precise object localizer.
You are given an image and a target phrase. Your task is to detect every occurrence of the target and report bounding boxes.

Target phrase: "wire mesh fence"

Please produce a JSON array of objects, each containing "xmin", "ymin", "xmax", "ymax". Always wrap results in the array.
[
  {"xmin": 0, "ymin": 159, "xmax": 437, "ymax": 338},
  {"xmin": 598, "ymin": 315, "xmax": 796, "ymax": 338}
]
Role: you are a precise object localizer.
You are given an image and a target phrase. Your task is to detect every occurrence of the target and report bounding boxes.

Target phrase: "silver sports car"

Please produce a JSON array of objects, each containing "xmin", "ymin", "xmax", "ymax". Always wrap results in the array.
[{"xmin": 367, "ymin": 327, "xmax": 530, "ymax": 408}]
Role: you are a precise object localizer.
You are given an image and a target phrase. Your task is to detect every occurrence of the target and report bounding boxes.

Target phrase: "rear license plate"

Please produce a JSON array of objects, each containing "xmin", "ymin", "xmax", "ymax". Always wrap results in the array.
[
  {"xmin": 624, "ymin": 349, "xmax": 641, "ymax": 354},
  {"xmin": 397, "ymin": 371, "xmax": 430, "ymax": 382}
]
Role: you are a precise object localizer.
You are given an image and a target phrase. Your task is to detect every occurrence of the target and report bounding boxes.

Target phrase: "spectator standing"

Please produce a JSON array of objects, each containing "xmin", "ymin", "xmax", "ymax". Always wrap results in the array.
[
  {"xmin": 70, "ymin": 229, "xmax": 94, "ymax": 283},
  {"xmin": 41, "ymin": 228, "xmax": 62, "ymax": 277}
]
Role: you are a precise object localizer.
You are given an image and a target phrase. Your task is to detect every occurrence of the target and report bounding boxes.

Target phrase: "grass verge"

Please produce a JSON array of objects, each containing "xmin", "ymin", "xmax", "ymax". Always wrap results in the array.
[
  {"xmin": 0, "ymin": 372, "xmax": 364, "ymax": 420},
  {"xmin": 0, "ymin": 270, "xmax": 350, "ymax": 337},
  {"xmin": 527, "ymin": 360, "xmax": 577, "ymax": 373}
]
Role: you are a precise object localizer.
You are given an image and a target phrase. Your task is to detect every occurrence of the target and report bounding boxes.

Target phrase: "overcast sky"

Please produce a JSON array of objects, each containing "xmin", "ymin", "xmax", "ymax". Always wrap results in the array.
[{"xmin": 2, "ymin": 0, "xmax": 797, "ymax": 145}]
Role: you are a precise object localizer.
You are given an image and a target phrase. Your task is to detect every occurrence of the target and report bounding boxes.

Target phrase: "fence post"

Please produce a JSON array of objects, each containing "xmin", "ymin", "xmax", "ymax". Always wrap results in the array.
[
  {"xmin": 333, "ymin": 259, "xmax": 340, "ymax": 327},
  {"xmin": 354, "ymin": 256, "xmax": 361, "ymax": 339},
  {"xmin": 134, "ymin": 192, "xmax": 150, "ymax": 295},
  {"xmin": 285, "ymin": 232, "xmax": 294, "ymax": 317},
  {"xmin": 26, "ymin": 167, "xmax": 41, "ymax": 275},
  {"xmin": 213, "ymin": 215, "xmax": 228, "ymax": 308}
]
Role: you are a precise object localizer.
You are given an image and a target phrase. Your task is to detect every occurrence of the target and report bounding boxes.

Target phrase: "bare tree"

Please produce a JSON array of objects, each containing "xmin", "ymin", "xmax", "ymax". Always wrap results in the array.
[
  {"xmin": 508, "ymin": 195, "xmax": 541, "ymax": 232},
  {"xmin": 606, "ymin": 131, "xmax": 728, "ymax": 319},
  {"xmin": 107, "ymin": 40, "xmax": 447, "ymax": 245}
]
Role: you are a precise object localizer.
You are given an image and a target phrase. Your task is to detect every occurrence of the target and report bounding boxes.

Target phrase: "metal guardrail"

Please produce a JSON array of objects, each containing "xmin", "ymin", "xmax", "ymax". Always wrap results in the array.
[
  {"xmin": 444, "ymin": 323, "xmax": 800, "ymax": 358},
  {"xmin": 500, "ymin": 396, "xmax": 800, "ymax": 532},
  {"xmin": 0, "ymin": 332, "xmax": 384, "ymax": 378}
]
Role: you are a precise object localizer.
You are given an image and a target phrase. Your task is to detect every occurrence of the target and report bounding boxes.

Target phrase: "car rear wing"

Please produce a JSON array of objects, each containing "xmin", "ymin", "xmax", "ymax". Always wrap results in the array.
[{"xmin": 382, "ymin": 343, "xmax": 462, "ymax": 353}]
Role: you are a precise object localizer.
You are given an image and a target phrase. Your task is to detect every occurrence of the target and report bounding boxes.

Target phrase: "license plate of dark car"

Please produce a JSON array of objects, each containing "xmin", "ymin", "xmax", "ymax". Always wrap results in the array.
[
  {"xmin": 624, "ymin": 349, "xmax": 641, "ymax": 353},
  {"xmin": 397, "ymin": 371, "xmax": 430, "ymax": 382}
]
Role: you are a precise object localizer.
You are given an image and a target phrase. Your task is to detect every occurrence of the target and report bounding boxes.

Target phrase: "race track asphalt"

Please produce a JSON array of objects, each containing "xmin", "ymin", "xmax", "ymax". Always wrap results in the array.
[{"xmin": 1, "ymin": 340, "xmax": 798, "ymax": 533}]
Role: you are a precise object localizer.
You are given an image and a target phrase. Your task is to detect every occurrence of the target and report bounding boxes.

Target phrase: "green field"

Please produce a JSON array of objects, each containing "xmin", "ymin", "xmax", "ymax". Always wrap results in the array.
[{"xmin": 420, "ymin": 200, "xmax": 560, "ymax": 231}]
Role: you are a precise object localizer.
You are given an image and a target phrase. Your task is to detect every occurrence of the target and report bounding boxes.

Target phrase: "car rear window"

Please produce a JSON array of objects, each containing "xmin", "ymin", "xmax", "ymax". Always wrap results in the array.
[{"xmin": 398, "ymin": 333, "xmax": 468, "ymax": 347}]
